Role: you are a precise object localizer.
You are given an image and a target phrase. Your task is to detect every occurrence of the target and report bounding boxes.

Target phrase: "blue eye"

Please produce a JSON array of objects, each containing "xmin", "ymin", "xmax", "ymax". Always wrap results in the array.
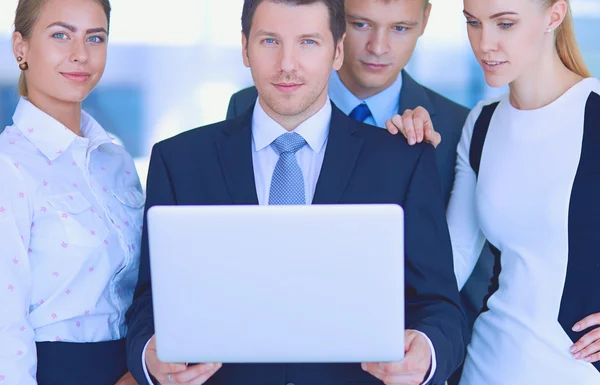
[
  {"xmin": 354, "ymin": 22, "xmax": 368, "ymax": 29},
  {"xmin": 264, "ymin": 38, "xmax": 276, "ymax": 45},
  {"xmin": 394, "ymin": 26, "xmax": 407, "ymax": 32},
  {"xmin": 52, "ymin": 32, "xmax": 67, "ymax": 39},
  {"xmin": 87, "ymin": 36, "xmax": 104, "ymax": 43},
  {"xmin": 466, "ymin": 20, "xmax": 481, "ymax": 28},
  {"xmin": 499, "ymin": 23, "xmax": 514, "ymax": 29},
  {"xmin": 303, "ymin": 39, "xmax": 316, "ymax": 45}
]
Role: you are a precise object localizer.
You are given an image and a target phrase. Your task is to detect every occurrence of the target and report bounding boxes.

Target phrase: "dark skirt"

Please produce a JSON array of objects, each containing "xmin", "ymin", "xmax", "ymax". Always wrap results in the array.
[{"xmin": 36, "ymin": 339, "xmax": 127, "ymax": 385}]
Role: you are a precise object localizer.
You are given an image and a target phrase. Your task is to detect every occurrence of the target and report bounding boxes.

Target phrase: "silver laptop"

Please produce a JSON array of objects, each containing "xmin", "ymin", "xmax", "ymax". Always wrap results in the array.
[{"xmin": 147, "ymin": 204, "xmax": 405, "ymax": 363}]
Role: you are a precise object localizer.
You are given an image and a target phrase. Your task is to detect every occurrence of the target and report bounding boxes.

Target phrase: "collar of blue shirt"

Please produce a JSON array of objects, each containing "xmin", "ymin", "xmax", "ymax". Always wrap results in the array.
[
  {"xmin": 251, "ymin": 98, "xmax": 332, "ymax": 155},
  {"xmin": 12, "ymin": 97, "xmax": 115, "ymax": 161},
  {"xmin": 328, "ymin": 70, "xmax": 403, "ymax": 128}
]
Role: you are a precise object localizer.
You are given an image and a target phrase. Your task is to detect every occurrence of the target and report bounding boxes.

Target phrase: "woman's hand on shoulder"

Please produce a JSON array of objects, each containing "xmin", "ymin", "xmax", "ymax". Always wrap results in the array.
[{"xmin": 385, "ymin": 106, "xmax": 441, "ymax": 148}]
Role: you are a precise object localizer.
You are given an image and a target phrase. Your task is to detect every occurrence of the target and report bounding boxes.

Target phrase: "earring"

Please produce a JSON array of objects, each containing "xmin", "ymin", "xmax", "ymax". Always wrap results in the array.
[
  {"xmin": 17, "ymin": 56, "xmax": 28, "ymax": 71},
  {"xmin": 547, "ymin": 28, "xmax": 553, "ymax": 33}
]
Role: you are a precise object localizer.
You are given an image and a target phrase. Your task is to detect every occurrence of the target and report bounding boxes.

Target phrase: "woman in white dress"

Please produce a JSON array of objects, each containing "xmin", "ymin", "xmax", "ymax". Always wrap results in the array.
[{"xmin": 386, "ymin": 0, "xmax": 600, "ymax": 383}]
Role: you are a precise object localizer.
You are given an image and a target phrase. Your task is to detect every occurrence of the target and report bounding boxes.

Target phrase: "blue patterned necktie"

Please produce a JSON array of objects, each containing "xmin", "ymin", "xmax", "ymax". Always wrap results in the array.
[
  {"xmin": 268, "ymin": 132, "xmax": 307, "ymax": 205},
  {"xmin": 349, "ymin": 103, "xmax": 372, "ymax": 122}
]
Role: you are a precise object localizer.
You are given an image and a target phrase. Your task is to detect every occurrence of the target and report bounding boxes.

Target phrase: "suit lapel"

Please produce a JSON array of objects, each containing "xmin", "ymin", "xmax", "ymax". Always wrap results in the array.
[
  {"xmin": 312, "ymin": 105, "xmax": 363, "ymax": 204},
  {"xmin": 398, "ymin": 70, "xmax": 437, "ymax": 118},
  {"xmin": 216, "ymin": 107, "xmax": 259, "ymax": 205}
]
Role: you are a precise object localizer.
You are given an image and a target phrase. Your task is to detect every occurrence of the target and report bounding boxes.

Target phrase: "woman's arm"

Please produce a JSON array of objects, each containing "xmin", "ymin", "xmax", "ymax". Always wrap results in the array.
[
  {"xmin": 0, "ymin": 155, "xmax": 36, "ymax": 385},
  {"xmin": 446, "ymin": 103, "xmax": 488, "ymax": 290}
]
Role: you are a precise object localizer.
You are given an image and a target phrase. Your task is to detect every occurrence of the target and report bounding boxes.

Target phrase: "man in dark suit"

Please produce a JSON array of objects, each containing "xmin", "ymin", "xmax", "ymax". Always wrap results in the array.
[
  {"xmin": 126, "ymin": 1, "xmax": 467, "ymax": 384},
  {"xmin": 227, "ymin": 0, "xmax": 468, "ymax": 207},
  {"xmin": 227, "ymin": 0, "xmax": 493, "ymax": 367}
]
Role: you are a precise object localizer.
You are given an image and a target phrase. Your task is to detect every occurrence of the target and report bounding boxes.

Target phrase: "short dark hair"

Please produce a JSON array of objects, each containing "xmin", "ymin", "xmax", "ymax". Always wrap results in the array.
[{"xmin": 242, "ymin": 0, "xmax": 345, "ymax": 44}]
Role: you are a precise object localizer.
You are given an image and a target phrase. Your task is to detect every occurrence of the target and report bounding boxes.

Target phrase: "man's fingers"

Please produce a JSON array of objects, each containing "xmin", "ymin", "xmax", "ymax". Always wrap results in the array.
[
  {"xmin": 147, "ymin": 357, "xmax": 187, "ymax": 383},
  {"xmin": 172, "ymin": 363, "xmax": 220, "ymax": 383},
  {"xmin": 362, "ymin": 362, "xmax": 424, "ymax": 385},
  {"xmin": 574, "ymin": 313, "xmax": 600, "ymax": 332},
  {"xmin": 182, "ymin": 363, "xmax": 223, "ymax": 385},
  {"xmin": 362, "ymin": 362, "xmax": 387, "ymax": 381}
]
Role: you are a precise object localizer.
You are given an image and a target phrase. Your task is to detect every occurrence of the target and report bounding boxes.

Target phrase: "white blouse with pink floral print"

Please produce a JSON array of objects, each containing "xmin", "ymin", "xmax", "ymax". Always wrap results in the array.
[{"xmin": 0, "ymin": 97, "xmax": 144, "ymax": 384}]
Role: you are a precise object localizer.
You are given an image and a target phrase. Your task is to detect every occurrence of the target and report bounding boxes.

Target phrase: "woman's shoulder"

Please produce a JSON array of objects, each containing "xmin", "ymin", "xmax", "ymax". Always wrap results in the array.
[
  {"xmin": 0, "ymin": 151, "xmax": 28, "ymax": 188},
  {"xmin": 0, "ymin": 126, "xmax": 34, "ymax": 167},
  {"xmin": 459, "ymin": 94, "xmax": 506, "ymax": 141},
  {"xmin": 585, "ymin": 77, "xmax": 600, "ymax": 96}
]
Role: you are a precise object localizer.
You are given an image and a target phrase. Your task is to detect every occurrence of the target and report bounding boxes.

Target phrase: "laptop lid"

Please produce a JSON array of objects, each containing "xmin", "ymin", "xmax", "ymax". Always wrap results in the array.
[{"xmin": 147, "ymin": 204, "xmax": 405, "ymax": 363}]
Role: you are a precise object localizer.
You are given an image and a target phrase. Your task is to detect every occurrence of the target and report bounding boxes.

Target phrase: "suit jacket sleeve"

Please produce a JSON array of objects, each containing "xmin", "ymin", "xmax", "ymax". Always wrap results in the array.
[
  {"xmin": 403, "ymin": 144, "xmax": 468, "ymax": 385},
  {"xmin": 126, "ymin": 143, "xmax": 176, "ymax": 384}
]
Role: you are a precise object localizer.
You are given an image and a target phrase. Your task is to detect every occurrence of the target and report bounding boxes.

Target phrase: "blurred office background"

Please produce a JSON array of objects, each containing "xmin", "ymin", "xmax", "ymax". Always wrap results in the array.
[{"xmin": 1, "ymin": 0, "xmax": 599, "ymax": 182}]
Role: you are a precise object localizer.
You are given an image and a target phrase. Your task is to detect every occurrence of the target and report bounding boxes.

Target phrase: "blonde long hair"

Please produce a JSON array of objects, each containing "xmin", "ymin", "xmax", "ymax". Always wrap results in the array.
[
  {"xmin": 541, "ymin": 0, "xmax": 591, "ymax": 78},
  {"xmin": 13, "ymin": 0, "xmax": 111, "ymax": 97}
]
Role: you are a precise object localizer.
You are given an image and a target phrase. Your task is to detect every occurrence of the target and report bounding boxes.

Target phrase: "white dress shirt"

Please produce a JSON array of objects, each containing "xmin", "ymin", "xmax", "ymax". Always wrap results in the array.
[{"xmin": 0, "ymin": 98, "xmax": 144, "ymax": 385}]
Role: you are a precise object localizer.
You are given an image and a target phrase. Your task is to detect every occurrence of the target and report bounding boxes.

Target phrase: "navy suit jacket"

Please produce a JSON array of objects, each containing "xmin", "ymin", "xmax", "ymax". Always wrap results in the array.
[
  {"xmin": 126, "ymin": 103, "xmax": 467, "ymax": 385},
  {"xmin": 226, "ymin": 72, "xmax": 494, "ymax": 352},
  {"xmin": 226, "ymin": 71, "xmax": 469, "ymax": 207}
]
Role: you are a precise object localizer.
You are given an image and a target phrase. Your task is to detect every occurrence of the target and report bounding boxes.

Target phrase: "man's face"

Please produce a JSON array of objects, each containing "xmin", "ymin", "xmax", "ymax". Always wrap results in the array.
[
  {"xmin": 242, "ymin": 1, "xmax": 344, "ymax": 124},
  {"xmin": 338, "ymin": 0, "xmax": 430, "ymax": 99}
]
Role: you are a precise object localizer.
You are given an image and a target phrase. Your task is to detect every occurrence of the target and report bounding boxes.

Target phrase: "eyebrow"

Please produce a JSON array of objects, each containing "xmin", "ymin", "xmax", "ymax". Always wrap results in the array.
[
  {"xmin": 255, "ymin": 30, "xmax": 325, "ymax": 40},
  {"xmin": 255, "ymin": 30, "xmax": 280, "ymax": 38},
  {"xmin": 346, "ymin": 13, "xmax": 419, "ymax": 27},
  {"xmin": 46, "ymin": 22, "xmax": 107, "ymax": 34},
  {"xmin": 463, "ymin": 10, "xmax": 519, "ymax": 19},
  {"xmin": 298, "ymin": 33, "xmax": 325, "ymax": 40}
]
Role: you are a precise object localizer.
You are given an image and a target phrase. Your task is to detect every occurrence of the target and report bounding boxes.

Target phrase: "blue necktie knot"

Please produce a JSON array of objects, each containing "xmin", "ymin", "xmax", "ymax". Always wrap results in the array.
[
  {"xmin": 349, "ymin": 103, "xmax": 372, "ymax": 122},
  {"xmin": 271, "ymin": 132, "xmax": 306, "ymax": 155}
]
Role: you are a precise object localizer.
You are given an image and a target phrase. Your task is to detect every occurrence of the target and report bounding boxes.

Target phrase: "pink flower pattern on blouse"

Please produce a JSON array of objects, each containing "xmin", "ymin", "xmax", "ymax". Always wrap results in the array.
[{"xmin": 0, "ymin": 98, "xmax": 144, "ymax": 384}]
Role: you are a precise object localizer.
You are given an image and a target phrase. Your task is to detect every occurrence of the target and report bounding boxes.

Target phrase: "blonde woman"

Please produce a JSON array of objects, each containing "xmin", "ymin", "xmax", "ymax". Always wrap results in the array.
[
  {"xmin": 0, "ymin": 0, "xmax": 142, "ymax": 384},
  {"xmin": 386, "ymin": 0, "xmax": 600, "ymax": 384}
]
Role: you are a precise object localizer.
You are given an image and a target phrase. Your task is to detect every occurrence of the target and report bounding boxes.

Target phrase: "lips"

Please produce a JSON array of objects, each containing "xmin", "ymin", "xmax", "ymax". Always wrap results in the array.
[
  {"xmin": 273, "ymin": 83, "xmax": 303, "ymax": 93},
  {"xmin": 361, "ymin": 61, "xmax": 391, "ymax": 71},
  {"xmin": 60, "ymin": 72, "xmax": 91, "ymax": 83},
  {"xmin": 481, "ymin": 60, "xmax": 508, "ymax": 73}
]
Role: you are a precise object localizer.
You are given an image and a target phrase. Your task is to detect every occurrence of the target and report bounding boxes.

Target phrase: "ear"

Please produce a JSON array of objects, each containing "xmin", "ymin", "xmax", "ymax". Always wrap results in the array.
[
  {"xmin": 547, "ymin": 0, "xmax": 567, "ymax": 30},
  {"xmin": 241, "ymin": 31, "xmax": 250, "ymax": 68},
  {"xmin": 12, "ymin": 31, "xmax": 29, "ymax": 62},
  {"xmin": 420, "ymin": 3, "xmax": 432, "ymax": 36},
  {"xmin": 332, "ymin": 33, "xmax": 345, "ymax": 71}
]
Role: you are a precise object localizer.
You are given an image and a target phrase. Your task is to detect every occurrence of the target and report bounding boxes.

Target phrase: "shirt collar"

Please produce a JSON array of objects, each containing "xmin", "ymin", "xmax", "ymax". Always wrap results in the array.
[
  {"xmin": 252, "ymin": 98, "xmax": 331, "ymax": 154},
  {"xmin": 329, "ymin": 70, "xmax": 403, "ymax": 127},
  {"xmin": 12, "ymin": 97, "xmax": 114, "ymax": 161}
]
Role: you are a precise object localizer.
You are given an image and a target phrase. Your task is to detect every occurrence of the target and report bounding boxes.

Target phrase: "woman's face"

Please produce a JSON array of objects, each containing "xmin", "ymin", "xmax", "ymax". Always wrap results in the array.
[
  {"xmin": 463, "ymin": 0, "xmax": 559, "ymax": 87},
  {"xmin": 14, "ymin": 0, "xmax": 108, "ymax": 103}
]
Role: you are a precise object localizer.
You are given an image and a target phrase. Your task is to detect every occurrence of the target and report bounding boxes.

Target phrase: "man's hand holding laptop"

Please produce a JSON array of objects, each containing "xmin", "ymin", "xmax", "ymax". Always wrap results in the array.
[{"xmin": 145, "ymin": 335, "xmax": 222, "ymax": 385}]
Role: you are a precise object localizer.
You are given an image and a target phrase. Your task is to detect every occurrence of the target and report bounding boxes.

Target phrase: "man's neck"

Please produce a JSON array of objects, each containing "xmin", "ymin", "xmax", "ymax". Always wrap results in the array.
[
  {"xmin": 258, "ymin": 92, "xmax": 329, "ymax": 131},
  {"xmin": 336, "ymin": 67, "xmax": 401, "ymax": 100}
]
